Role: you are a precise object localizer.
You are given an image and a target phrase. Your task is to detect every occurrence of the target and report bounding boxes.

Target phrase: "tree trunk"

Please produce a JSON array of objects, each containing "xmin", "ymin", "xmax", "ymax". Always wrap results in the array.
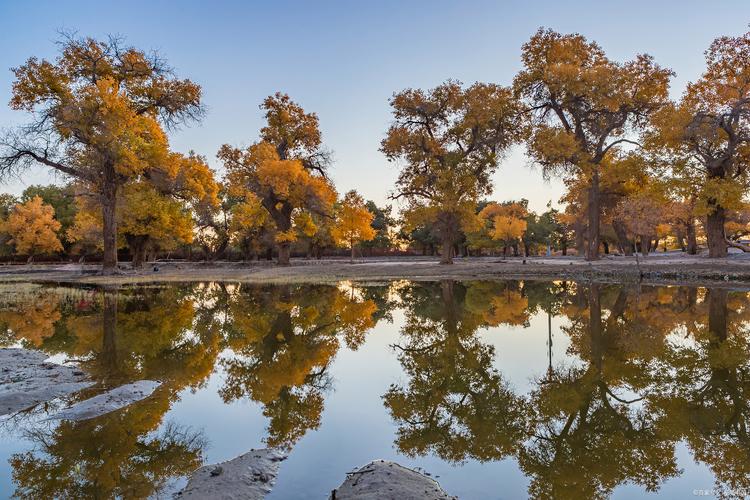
[
  {"xmin": 706, "ymin": 205, "xmax": 728, "ymax": 257},
  {"xmin": 575, "ymin": 221, "xmax": 586, "ymax": 257},
  {"xmin": 127, "ymin": 235, "xmax": 148, "ymax": 269},
  {"xmin": 612, "ymin": 219, "xmax": 632, "ymax": 256},
  {"xmin": 440, "ymin": 236, "xmax": 453, "ymax": 264},
  {"xmin": 602, "ymin": 240, "xmax": 609, "ymax": 255},
  {"xmin": 561, "ymin": 240, "xmax": 567, "ymax": 256},
  {"xmin": 350, "ymin": 239, "xmax": 355, "ymax": 263},
  {"xmin": 277, "ymin": 242, "xmax": 291, "ymax": 265},
  {"xmin": 586, "ymin": 171, "xmax": 601, "ymax": 261},
  {"xmin": 101, "ymin": 175, "xmax": 118, "ymax": 275},
  {"xmin": 686, "ymin": 221, "xmax": 698, "ymax": 255}
]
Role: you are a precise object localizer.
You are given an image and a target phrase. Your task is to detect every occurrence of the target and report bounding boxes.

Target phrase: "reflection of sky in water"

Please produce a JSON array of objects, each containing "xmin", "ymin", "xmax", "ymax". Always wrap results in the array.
[{"xmin": 0, "ymin": 282, "xmax": 740, "ymax": 499}]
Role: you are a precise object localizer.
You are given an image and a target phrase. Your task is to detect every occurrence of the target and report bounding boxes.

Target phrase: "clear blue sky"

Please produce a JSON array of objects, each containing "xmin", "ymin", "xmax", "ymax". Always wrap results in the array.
[{"xmin": 1, "ymin": 0, "xmax": 749, "ymax": 212}]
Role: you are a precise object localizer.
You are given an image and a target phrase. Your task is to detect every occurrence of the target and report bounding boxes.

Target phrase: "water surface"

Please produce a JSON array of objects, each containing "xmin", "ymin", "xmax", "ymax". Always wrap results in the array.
[{"xmin": 0, "ymin": 280, "xmax": 747, "ymax": 499}]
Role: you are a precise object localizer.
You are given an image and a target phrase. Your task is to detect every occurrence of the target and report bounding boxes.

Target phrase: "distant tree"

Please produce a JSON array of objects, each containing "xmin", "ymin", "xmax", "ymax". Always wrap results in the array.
[
  {"xmin": 220, "ymin": 94, "xmax": 336, "ymax": 265},
  {"xmin": 0, "ymin": 193, "xmax": 19, "ymax": 256},
  {"xmin": 515, "ymin": 28, "xmax": 672, "ymax": 260},
  {"xmin": 381, "ymin": 80, "xmax": 525, "ymax": 264},
  {"xmin": 361, "ymin": 201, "xmax": 395, "ymax": 254},
  {"xmin": 3, "ymin": 196, "xmax": 62, "ymax": 261},
  {"xmin": 21, "ymin": 184, "xmax": 77, "ymax": 248},
  {"xmin": 616, "ymin": 192, "xmax": 663, "ymax": 256},
  {"xmin": 0, "ymin": 34, "xmax": 203, "ymax": 273},
  {"xmin": 333, "ymin": 190, "xmax": 376, "ymax": 262}
]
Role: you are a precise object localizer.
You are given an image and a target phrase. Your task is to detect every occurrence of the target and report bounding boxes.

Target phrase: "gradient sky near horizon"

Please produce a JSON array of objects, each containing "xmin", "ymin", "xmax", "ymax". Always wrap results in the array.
[{"xmin": 1, "ymin": 0, "xmax": 749, "ymax": 212}]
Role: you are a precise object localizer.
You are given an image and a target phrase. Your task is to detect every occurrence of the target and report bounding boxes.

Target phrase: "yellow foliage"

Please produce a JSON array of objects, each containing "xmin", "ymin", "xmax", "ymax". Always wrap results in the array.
[
  {"xmin": 492, "ymin": 215, "xmax": 527, "ymax": 242},
  {"xmin": 3, "ymin": 196, "xmax": 62, "ymax": 256},
  {"xmin": 332, "ymin": 190, "xmax": 376, "ymax": 248}
]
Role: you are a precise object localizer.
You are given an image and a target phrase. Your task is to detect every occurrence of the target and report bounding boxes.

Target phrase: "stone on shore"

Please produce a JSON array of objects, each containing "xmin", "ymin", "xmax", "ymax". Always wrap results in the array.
[
  {"xmin": 178, "ymin": 448, "xmax": 288, "ymax": 499},
  {"xmin": 0, "ymin": 348, "xmax": 92, "ymax": 416},
  {"xmin": 332, "ymin": 460, "xmax": 456, "ymax": 500},
  {"xmin": 47, "ymin": 380, "xmax": 162, "ymax": 421}
]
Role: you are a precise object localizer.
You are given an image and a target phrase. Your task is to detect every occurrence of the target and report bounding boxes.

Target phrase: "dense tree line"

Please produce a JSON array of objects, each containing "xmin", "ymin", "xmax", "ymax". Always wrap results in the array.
[{"xmin": 2, "ymin": 29, "xmax": 750, "ymax": 269}]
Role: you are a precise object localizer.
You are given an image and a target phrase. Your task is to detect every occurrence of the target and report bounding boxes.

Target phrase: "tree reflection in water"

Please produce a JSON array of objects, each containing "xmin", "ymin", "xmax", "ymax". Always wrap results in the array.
[
  {"xmin": 219, "ymin": 283, "xmax": 380, "ymax": 448},
  {"xmin": 0, "ymin": 281, "xmax": 749, "ymax": 498}
]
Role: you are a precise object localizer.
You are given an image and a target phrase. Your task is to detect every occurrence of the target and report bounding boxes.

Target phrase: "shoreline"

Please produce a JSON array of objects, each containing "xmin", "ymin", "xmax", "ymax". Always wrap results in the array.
[{"xmin": 2, "ymin": 254, "xmax": 750, "ymax": 288}]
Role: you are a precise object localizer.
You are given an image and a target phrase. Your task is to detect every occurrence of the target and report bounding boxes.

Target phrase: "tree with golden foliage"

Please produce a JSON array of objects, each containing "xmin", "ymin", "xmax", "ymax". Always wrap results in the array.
[
  {"xmin": 381, "ymin": 80, "xmax": 525, "ymax": 264},
  {"xmin": 333, "ymin": 190, "xmax": 376, "ymax": 262},
  {"xmin": 0, "ymin": 34, "xmax": 203, "ymax": 273},
  {"xmin": 616, "ymin": 191, "xmax": 664, "ymax": 257},
  {"xmin": 649, "ymin": 30, "xmax": 750, "ymax": 257},
  {"xmin": 515, "ymin": 28, "xmax": 672, "ymax": 261},
  {"xmin": 228, "ymin": 193, "xmax": 275, "ymax": 260},
  {"xmin": 68, "ymin": 152, "xmax": 218, "ymax": 268},
  {"xmin": 220, "ymin": 94, "xmax": 336, "ymax": 265},
  {"xmin": 3, "ymin": 196, "xmax": 62, "ymax": 261}
]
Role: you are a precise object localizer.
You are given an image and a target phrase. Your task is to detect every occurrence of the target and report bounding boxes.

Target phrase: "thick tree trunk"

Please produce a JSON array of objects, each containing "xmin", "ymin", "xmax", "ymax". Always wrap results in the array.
[
  {"xmin": 277, "ymin": 243, "xmax": 291, "ymax": 266},
  {"xmin": 706, "ymin": 205, "xmax": 728, "ymax": 258},
  {"xmin": 575, "ymin": 221, "xmax": 586, "ymax": 257},
  {"xmin": 126, "ymin": 235, "xmax": 148, "ymax": 269},
  {"xmin": 101, "ymin": 176, "xmax": 118, "ymax": 275},
  {"xmin": 686, "ymin": 221, "xmax": 698, "ymax": 255},
  {"xmin": 561, "ymin": 241, "xmax": 567, "ymax": 256},
  {"xmin": 602, "ymin": 240, "xmax": 609, "ymax": 255},
  {"xmin": 612, "ymin": 220, "xmax": 632, "ymax": 256},
  {"xmin": 586, "ymin": 171, "xmax": 601, "ymax": 261},
  {"xmin": 440, "ymin": 236, "xmax": 453, "ymax": 265}
]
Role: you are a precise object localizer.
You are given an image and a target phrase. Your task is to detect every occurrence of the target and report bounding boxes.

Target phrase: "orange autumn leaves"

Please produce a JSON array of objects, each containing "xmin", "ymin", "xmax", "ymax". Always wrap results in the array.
[{"xmin": 2, "ymin": 196, "xmax": 63, "ymax": 258}]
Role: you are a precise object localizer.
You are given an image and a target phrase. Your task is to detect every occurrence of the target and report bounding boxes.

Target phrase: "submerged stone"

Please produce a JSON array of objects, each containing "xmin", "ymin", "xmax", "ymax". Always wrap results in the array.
[{"xmin": 47, "ymin": 380, "xmax": 162, "ymax": 421}]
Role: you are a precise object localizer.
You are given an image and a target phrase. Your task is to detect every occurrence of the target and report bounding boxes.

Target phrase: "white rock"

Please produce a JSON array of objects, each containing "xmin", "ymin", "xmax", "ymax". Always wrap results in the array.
[
  {"xmin": 0, "ymin": 348, "xmax": 91, "ymax": 416},
  {"xmin": 48, "ymin": 380, "xmax": 161, "ymax": 421},
  {"xmin": 332, "ymin": 460, "xmax": 456, "ymax": 500},
  {"xmin": 178, "ymin": 448, "xmax": 287, "ymax": 500}
]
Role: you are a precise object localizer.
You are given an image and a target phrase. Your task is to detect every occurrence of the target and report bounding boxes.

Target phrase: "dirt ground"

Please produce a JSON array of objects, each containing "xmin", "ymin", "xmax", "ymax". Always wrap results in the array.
[{"xmin": 4, "ymin": 252, "xmax": 750, "ymax": 288}]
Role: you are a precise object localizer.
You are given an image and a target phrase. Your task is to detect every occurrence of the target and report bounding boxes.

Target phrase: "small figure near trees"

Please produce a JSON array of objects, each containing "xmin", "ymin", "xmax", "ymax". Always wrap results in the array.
[{"xmin": 3, "ymin": 196, "xmax": 63, "ymax": 262}]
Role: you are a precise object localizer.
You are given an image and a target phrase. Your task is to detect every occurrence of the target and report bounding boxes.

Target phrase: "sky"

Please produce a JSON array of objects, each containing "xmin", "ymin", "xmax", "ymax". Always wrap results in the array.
[{"xmin": 1, "ymin": 0, "xmax": 749, "ymax": 213}]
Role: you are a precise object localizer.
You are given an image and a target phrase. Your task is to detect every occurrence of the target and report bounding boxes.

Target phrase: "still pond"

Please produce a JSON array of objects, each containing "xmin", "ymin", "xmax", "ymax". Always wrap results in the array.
[{"xmin": 0, "ymin": 280, "xmax": 747, "ymax": 499}]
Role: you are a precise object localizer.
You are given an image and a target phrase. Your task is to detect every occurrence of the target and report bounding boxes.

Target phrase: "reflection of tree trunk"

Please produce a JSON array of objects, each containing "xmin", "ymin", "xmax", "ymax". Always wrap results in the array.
[
  {"xmin": 102, "ymin": 287, "xmax": 119, "ymax": 381},
  {"xmin": 547, "ymin": 312, "xmax": 553, "ymax": 376},
  {"xmin": 708, "ymin": 288, "xmax": 728, "ymax": 343},
  {"xmin": 588, "ymin": 284, "xmax": 603, "ymax": 372}
]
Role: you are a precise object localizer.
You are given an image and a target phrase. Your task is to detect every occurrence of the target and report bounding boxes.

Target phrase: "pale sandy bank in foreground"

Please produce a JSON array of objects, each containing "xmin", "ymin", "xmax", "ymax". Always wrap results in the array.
[{"xmin": 3, "ymin": 253, "xmax": 750, "ymax": 287}]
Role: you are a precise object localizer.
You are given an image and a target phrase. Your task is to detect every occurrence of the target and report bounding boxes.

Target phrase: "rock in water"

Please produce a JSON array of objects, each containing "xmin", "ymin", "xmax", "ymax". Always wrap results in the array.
[
  {"xmin": 332, "ymin": 460, "xmax": 456, "ymax": 500},
  {"xmin": 47, "ymin": 380, "xmax": 161, "ymax": 421},
  {"xmin": 179, "ymin": 448, "xmax": 287, "ymax": 499},
  {"xmin": 0, "ymin": 348, "xmax": 92, "ymax": 416}
]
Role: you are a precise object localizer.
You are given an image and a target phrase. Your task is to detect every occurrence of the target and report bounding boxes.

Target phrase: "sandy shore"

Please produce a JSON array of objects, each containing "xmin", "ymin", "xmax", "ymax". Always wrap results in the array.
[{"xmin": 3, "ymin": 253, "xmax": 750, "ymax": 287}]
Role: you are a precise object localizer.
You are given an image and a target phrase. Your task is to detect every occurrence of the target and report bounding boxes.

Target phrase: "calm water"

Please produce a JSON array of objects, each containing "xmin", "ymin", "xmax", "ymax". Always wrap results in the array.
[{"xmin": 0, "ymin": 280, "xmax": 747, "ymax": 499}]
